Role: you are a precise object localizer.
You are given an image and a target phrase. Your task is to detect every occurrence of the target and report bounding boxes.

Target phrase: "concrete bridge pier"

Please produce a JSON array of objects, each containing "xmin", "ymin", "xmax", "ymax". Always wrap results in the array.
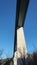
[{"xmin": 13, "ymin": 27, "xmax": 27, "ymax": 65}]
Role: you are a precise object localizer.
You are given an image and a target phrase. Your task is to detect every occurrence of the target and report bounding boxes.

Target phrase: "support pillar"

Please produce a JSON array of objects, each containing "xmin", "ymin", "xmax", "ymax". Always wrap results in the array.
[{"xmin": 14, "ymin": 27, "xmax": 27, "ymax": 65}]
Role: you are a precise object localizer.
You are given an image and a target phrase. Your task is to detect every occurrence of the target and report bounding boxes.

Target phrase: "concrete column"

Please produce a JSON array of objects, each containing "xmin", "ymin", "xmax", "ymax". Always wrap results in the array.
[
  {"xmin": 17, "ymin": 27, "xmax": 27, "ymax": 58},
  {"xmin": 14, "ymin": 27, "xmax": 27, "ymax": 65}
]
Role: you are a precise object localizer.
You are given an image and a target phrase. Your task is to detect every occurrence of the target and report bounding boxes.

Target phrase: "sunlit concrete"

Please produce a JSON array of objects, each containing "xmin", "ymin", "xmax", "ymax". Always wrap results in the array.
[
  {"xmin": 17, "ymin": 27, "xmax": 27, "ymax": 58},
  {"xmin": 14, "ymin": 27, "xmax": 27, "ymax": 65}
]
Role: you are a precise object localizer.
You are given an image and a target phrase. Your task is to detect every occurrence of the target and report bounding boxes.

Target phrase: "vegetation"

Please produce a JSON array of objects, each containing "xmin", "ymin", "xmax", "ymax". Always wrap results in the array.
[
  {"xmin": 0, "ymin": 58, "xmax": 13, "ymax": 65},
  {"xmin": 0, "ymin": 52, "xmax": 37, "ymax": 65},
  {"xmin": 26, "ymin": 52, "xmax": 37, "ymax": 65}
]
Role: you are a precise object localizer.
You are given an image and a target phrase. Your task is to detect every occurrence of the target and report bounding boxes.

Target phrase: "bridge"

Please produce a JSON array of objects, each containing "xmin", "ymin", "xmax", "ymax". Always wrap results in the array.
[{"xmin": 13, "ymin": 0, "xmax": 29, "ymax": 65}]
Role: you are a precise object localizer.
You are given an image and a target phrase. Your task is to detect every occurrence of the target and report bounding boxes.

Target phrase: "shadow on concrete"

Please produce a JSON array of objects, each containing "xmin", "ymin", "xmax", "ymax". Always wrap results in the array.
[{"xmin": 17, "ymin": 57, "xmax": 25, "ymax": 65}]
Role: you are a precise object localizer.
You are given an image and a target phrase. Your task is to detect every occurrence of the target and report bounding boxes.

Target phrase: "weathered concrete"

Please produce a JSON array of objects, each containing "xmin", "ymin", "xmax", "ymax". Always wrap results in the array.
[
  {"xmin": 14, "ymin": 27, "xmax": 27, "ymax": 65},
  {"xmin": 17, "ymin": 27, "xmax": 27, "ymax": 58}
]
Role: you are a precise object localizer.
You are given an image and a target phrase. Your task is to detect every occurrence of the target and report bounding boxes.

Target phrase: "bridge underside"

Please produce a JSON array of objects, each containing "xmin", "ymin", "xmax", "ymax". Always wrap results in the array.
[
  {"xmin": 14, "ymin": 0, "xmax": 29, "ymax": 52},
  {"xmin": 16, "ymin": 0, "xmax": 29, "ymax": 29},
  {"xmin": 13, "ymin": 0, "xmax": 29, "ymax": 65}
]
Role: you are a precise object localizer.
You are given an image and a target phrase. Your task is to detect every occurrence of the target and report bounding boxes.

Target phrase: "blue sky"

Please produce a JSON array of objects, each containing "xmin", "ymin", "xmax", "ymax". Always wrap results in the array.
[{"xmin": 0, "ymin": 0, "xmax": 37, "ymax": 58}]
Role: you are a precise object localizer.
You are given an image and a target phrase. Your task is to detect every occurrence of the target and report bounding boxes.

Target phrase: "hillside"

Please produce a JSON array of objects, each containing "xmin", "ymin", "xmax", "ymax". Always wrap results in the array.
[
  {"xmin": 0, "ymin": 58, "xmax": 13, "ymax": 65},
  {"xmin": 0, "ymin": 52, "xmax": 37, "ymax": 65},
  {"xmin": 27, "ymin": 52, "xmax": 37, "ymax": 65}
]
